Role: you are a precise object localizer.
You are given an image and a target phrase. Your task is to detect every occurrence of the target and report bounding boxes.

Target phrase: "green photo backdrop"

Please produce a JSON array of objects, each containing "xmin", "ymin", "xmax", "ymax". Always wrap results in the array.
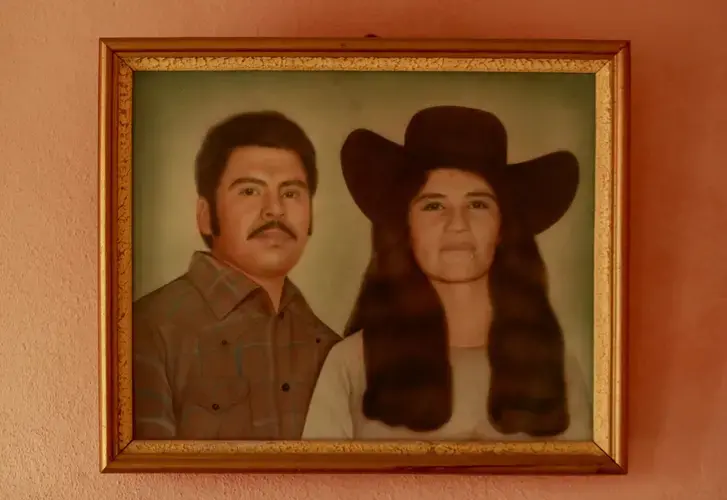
[{"xmin": 131, "ymin": 70, "xmax": 596, "ymax": 397}]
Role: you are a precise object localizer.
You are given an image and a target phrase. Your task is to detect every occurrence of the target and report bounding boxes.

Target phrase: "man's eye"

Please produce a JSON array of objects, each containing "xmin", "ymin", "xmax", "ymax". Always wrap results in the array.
[
  {"xmin": 282, "ymin": 190, "xmax": 299, "ymax": 199},
  {"xmin": 239, "ymin": 187, "xmax": 257, "ymax": 196}
]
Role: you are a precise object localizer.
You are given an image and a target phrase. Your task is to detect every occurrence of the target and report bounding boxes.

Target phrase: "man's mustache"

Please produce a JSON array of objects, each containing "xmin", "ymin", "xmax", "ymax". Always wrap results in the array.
[{"xmin": 247, "ymin": 220, "xmax": 297, "ymax": 240}]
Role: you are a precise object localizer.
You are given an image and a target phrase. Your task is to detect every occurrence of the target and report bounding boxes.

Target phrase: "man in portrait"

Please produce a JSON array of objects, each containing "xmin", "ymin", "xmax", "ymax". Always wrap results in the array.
[{"xmin": 132, "ymin": 111, "xmax": 341, "ymax": 440}]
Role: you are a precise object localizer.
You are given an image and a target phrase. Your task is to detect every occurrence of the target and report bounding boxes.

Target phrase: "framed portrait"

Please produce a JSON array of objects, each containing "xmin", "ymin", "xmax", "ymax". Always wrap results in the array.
[{"xmin": 98, "ymin": 37, "xmax": 629, "ymax": 474}]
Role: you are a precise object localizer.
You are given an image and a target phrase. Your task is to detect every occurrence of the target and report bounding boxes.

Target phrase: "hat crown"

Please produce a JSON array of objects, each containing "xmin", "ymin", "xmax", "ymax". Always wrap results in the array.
[
  {"xmin": 339, "ymin": 105, "xmax": 580, "ymax": 235},
  {"xmin": 403, "ymin": 106, "xmax": 507, "ymax": 169}
]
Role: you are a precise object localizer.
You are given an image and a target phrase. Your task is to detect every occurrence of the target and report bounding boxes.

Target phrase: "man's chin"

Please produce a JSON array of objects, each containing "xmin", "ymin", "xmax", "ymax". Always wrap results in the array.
[{"xmin": 253, "ymin": 254, "xmax": 301, "ymax": 275}]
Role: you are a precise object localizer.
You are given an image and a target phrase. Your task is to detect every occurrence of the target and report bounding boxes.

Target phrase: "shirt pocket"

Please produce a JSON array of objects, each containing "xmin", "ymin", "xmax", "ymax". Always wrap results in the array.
[{"xmin": 177, "ymin": 376, "xmax": 253, "ymax": 439}]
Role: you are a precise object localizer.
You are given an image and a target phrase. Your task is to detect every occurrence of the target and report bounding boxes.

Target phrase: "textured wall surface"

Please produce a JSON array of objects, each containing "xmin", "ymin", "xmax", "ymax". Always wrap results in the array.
[{"xmin": 1, "ymin": 0, "xmax": 726, "ymax": 498}]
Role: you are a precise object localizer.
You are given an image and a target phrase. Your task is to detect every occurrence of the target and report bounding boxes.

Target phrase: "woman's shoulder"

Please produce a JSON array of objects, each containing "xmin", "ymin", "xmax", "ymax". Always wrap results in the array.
[
  {"xmin": 321, "ymin": 330, "xmax": 365, "ymax": 370},
  {"xmin": 563, "ymin": 352, "xmax": 589, "ymax": 390},
  {"xmin": 314, "ymin": 330, "xmax": 366, "ymax": 396},
  {"xmin": 333, "ymin": 329, "xmax": 364, "ymax": 352},
  {"xmin": 561, "ymin": 351, "xmax": 594, "ymax": 440}
]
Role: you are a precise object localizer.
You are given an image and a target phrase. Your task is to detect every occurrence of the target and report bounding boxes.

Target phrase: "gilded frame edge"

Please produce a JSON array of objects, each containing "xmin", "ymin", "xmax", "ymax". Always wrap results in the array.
[{"xmin": 98, "ymin": 37, "xmax": 630, "ymax": 475}]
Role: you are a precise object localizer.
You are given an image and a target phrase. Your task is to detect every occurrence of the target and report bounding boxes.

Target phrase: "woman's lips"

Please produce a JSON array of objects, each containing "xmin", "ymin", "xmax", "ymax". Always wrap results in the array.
[{"xmin": 440, "ymin": 242, "xmax": 475, "ymax": 252}]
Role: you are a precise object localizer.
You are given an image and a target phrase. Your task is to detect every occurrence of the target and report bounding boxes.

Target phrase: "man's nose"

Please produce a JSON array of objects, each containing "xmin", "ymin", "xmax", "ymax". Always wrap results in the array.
[{"xmin": 262, "ymin": 193, "xmax": 284, "ymax": 219}]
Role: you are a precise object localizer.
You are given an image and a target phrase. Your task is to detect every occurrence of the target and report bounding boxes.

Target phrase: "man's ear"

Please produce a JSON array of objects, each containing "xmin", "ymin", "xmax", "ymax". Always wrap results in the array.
[{"xmin": 197, "ymin": 197, "xmax": 212, "ymax": 236}]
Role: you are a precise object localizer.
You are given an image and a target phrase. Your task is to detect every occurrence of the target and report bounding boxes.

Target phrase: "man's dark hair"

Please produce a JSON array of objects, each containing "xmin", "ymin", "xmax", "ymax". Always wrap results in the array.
[{"xmin": 194, "ymin": 111, "xmax": 318, "ymax": 248}]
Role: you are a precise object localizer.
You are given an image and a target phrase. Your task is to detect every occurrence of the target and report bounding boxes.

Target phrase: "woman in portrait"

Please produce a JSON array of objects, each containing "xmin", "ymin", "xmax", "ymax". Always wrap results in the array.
[{"xmin": 302, "ymin": 105, "xmax": 592, "ymax": 441}]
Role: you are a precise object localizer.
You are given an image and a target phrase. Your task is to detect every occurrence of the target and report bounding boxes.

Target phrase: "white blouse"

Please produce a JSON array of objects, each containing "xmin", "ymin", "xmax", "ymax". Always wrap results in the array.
[{"xmin": 302, "ymin": 332, "xmax": 592, "ymax": 441}]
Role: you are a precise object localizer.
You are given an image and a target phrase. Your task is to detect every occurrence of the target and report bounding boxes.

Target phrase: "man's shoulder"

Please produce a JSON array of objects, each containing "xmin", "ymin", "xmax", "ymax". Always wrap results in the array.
[
  {"xmin": 133, "ymin": 274, "xmax": 202, "ymax": 322},
  {"xmin": 287, "ymin": 292, "xmax": 342, "ymax": 342},
  {"xmin": 304, "ymin": 311, "xmax": 343, "ymax": 350},
  {"xmin": 307, "ymin": 313, "xmax": 342, "ymax": 342}
]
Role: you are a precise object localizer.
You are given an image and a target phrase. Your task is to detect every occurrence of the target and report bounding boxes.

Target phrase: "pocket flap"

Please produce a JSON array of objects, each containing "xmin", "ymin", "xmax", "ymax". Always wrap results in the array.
[{"xmin": 184, "ymin": 376, "xmax": 250, "ymax": 413}]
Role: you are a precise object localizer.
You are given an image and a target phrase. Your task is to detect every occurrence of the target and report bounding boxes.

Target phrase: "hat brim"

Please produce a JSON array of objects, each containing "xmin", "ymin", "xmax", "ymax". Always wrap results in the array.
[
  {"xmin": 341, "ymin": 129, "xmax": 407, "ymax": 221},
  {"xmin": 340, "ymin": 129, "xmax": 579, "ymax": 235},
  {"xmin": 503, "ymin": 150, "xmax": 580, "ymax": 234}
]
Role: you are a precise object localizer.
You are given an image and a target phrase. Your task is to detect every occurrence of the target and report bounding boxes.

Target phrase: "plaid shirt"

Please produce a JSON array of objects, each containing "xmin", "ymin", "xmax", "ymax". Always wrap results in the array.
[{"xmin": 132, "ymin": 251, "xmax": 341, "ymax": 440}]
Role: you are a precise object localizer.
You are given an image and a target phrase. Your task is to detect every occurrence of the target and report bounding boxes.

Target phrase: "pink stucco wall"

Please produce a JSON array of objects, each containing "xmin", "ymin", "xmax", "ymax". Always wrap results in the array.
[{"xmin": 2, "ymin": 0, "xmax": 726, "ymax": 498}]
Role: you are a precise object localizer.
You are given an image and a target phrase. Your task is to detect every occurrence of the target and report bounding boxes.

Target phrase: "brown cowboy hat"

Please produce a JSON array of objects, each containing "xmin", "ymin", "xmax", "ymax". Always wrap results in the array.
[{"xmin": 340, "ymin": 106, "xmax": 580, "ymax": 235}]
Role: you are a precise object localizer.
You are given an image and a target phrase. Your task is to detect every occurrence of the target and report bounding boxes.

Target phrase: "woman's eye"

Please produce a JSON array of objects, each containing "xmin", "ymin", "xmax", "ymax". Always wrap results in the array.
[
  {"xmin": 469, "ymin": 200, "xmax": 489, "ymax": 209},
  {"xmin": 422, "ymin": 202, "xmax": 444, "ymax": 211}
]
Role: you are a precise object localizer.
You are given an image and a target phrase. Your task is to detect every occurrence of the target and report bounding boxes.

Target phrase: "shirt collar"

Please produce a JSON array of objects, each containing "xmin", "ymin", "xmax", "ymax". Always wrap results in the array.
[{"xmin": 186, "ymin": 251, "xmax": 301, "ymax": 319}]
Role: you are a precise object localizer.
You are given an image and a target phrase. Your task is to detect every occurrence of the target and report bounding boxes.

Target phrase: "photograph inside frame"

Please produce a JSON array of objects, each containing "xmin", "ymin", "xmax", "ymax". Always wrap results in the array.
[{"xmin": 130, "ymin": 68, "xmax": 596, "ymax": 443}]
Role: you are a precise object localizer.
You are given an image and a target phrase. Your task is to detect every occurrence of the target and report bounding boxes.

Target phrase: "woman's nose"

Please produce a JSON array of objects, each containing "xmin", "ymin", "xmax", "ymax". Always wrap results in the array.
[{"xmin": 446, "ymin": 207, "xmax": 470, "ymax": 232}]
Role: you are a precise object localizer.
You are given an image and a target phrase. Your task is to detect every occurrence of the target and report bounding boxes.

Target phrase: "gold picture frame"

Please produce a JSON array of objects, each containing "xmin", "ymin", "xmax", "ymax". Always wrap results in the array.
[{"xmin": 98, "ymin": 37, "xmax": 629, "ymax": 474}]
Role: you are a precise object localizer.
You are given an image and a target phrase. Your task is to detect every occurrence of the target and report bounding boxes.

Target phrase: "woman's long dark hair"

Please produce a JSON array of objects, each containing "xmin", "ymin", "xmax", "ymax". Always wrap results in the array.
[{"xmin": 344, "ymin": 165, "xmax": 570, "ymax": 436}]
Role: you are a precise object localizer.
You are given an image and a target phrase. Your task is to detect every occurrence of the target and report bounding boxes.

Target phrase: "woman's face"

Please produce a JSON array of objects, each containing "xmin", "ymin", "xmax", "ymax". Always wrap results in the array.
[{"xmin": 408, "ymin": 168, "xmax": 502, "ymax": 284}]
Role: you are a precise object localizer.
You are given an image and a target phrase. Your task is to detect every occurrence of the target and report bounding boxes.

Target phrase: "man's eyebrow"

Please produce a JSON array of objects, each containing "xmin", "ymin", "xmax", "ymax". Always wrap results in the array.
[
  {"xmin": 279, "ymin": 179, "xmax": 308, "ymax": 190},
  {"xmin": 228, "ymin": 177, "xmax": 266, "ymax": 190}
]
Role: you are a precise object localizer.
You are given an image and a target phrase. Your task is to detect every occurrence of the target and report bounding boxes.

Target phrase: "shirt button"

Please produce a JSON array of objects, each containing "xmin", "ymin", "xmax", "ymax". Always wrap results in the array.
[
  {"xmin": 315, "ymin": 338, "xmax": 321, "ymax": 344},
  {"xmin": 277, "ymin": 310, "xmax": 285, "ymax": 320},
  {"xmin": 281, "ymin": 382, "xmax": 290, "ymax": 392},
  {"xmin": 220, "ymin": 340, "xmax": 229, "ymax": 346},
  {"xmin": 212, "ymin": 403, "xmax": 220, "ymax": 411}
]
